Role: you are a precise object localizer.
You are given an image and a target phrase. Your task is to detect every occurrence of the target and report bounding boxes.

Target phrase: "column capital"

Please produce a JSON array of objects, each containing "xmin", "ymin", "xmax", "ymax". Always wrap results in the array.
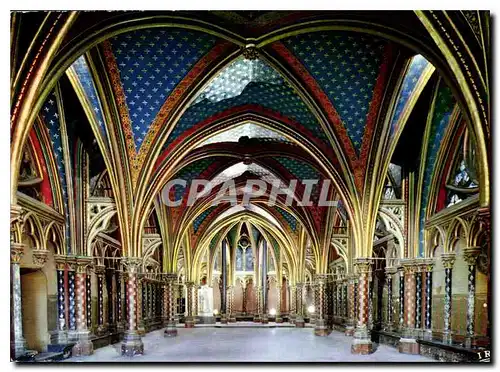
[
  {"xmin": 385, "ymin": 266, "xmax": 397, "ymax": 275},
  {"xmin": 162, "ymin": 273, "xmax": 178, "ymax": 282},
  {"xmin": 123, "ymin": 257, "xmax": 142, "ymax": 273},
  {"xmin": 441, "ymin": 253, "xmax": 456, "ymax": 269},
  {"xmin": 94, "ymin": 264, "xmax": 106, "ymax": 275},
  {"xmin": 53, "ymin": 254, "xmax": 67, "ymax": 270},
  {"xmin": 76, "ymin": 257, "xmax": 93, "ymax": 273},
  {"xmin": 463, "ymin": 247, "xmax": 482, "ymax": 266},
  {"xmin": 32, "ymin": 249, "xmax": 50, "ymax": 268},
  {"xmin": 66, "ymin": 257, "xmax": 77, "ymax": 271},
  {"xmin": 354, "ymin": 257, "xmax": 372, "ymax": 273},
  {"xmin": 10, "ymin": 242, "xmax": 25, "ymax": 264},
  {"xmin": 314, "ymin": 273, "xmax": 328, "ymax": 284}
]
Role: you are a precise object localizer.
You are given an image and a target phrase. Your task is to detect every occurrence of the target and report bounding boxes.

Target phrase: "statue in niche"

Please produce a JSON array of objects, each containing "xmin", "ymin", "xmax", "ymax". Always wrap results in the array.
[{"xmin": 198, "ymin": 284, "xmax": 213, "ymax": 315}]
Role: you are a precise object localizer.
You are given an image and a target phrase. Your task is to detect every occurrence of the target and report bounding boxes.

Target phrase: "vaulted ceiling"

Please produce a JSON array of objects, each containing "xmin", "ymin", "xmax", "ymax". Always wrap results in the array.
[{"xmin": 18, "ymin": 10, "xmax": 488, "ymax": 271}]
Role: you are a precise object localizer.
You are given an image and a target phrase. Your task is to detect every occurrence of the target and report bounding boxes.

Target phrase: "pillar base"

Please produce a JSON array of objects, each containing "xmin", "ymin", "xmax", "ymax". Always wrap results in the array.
[
  {"xmin": 96, "ymin": 325, "xmax": 108, "ymax": 336},
  {"xmin": 164, "ymin": 323, "xmax": 178, "ymax": 337},
  {"xmin": 314, "ymin": 320, "xmax": 329, "ymax": 336},
  {"xmin": 253, "ymin": 315, "xmax": 261, "ymax": 323},
  {"xmin": 398, "ymin": 337, "xmax": 420, "ymax": 354},
  {"xmin": 351, "ymin": 327, "xmax": 374, "ymax": 354},
  {"xmin": 229, "ymin": 315, "xmax": 237, "ymax": 323},
  {"xmin": 344, "ymin": 325, "xmax": 355, "ymax": 336},
  {"xmin": 442, "ymin": 330, "xmax": 453, "ymax": 344},
  {"xmin": 121, "ymin": 331, "xmax": 144, "ymax": 356},
  {"xmin": 71, "ymin": 331, "xmax": 93, "ymax": 357},
  {"xmin": 50, "ymin": 330, "xmax": 68, "ymax": 345},
  {"xmin": 351, "ymin": 341, "xmax": 374, "ymax": 354},
  {"xmin": 11, "ymin": 338, "xmax": 27, "ymax": 359},
  {"xmin": 288, "ymin": 314, "xmax": 296, "ymax": 324},
  {"xmin": 184, "ymin": 316, "xmax": 195, "ymax": 328},
  {"xmin": 261, "ymin": 314, "xmax": 269, "ymax": 324},
  {"xmin": 275, "ymin": 316, "xmax": 283, "ymax": 323},
  {"xmin": 295, "ymin": 316, "xmax": 305, "ymax": 328}
]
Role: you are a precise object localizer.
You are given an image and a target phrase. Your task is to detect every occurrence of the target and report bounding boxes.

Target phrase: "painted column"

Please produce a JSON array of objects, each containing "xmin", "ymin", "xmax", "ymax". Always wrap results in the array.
[
  {"xmin": 121, "ymin": 258, "xmax": 144, "ymax": 356},
  {"xmin": 95, "ymin": 265, "xmax": 106, "ymax": 335},
  {"xmin": 314, "ymin": 274, "xmax": 328, "ymax": 336},
  {"xmin": 398, "ymin": 266, "xmax": 405, "ymax": 331},
  {"xmin": 384, "ymin": 267, "xmax": 396, "ymax": 331},
  {"xmin": 275, "ymin": 285, "xmax": 283, "ymax": 323},
  {"xmin": 332, "ymin": 278, "xmax": 337, "ymax": 318},
  {"xmin": 85, "ymin": 271, "xmax": 92, "ymax": 332},
  {"xmin": 414, "ymin": 262, "xmax": 423, "ymax": 336},
  {"xmin": 66, "ymin": 258, "xmax": 77, "ymax": 337},
  {"xmin": 368, "ymin": 273, "xmax": 374, "ymax": 330},
  {"xmin": 72, "ymin": 258, "xmax": 93, "ymax": 356},
  {"xmin": 441, "ymin": 253, "xmax": 456, "ymax": 344},
  {"xmin": 116, "ymin": 268, "xmax": 124, "ymax": 332},
  {"xmin": 163, "ymin": 274, "xmax": 178, "ymax": 336},
  {"xmin": 336, "ymin": 278, "xmax": 341, "ymax": 323},
  {"xmin": 227, "ymin": 285, "xmax": 236, "ymax": 323},
  {"xmin": 351, "ymin": 258, "xmax": 373, "ymax": 354},
  {"xmin": 289, "ymin": 285, "xmax": 297, "ymax": 324},
  {"xmin": 398, "ymin": 260, "xmax": 419, "ymax": 355},
  {"xmin": 345, "ymin": 275, "xmax": 356, "ymax": 336},
  {"xmin": 295, "ymin": 283, "xmax": 305, "ymax": 328},
  {"xmin": 255, "ymin": 286, "xmax": 263, "ymax": 322},
  {"xmin": 136, "ymin": 275, "xmax": 145, "ymax": 335},
  {"xmin": 106, "ymin": 267, "xmax": 116, "ymax": 333},
  {"xmin": 423, "ymin": 260, "xmax": 433, "ymax": 339},
  {"xmin": 463, "ymin": 247, "xmax": 481, "ymax": 347},
  {"xmin": 52, "ymin": 255, "xmax": 68, "ymax": 344},
  {"xmin": 11, "ymin": 242, "xmax": 26, "ymax": 359},
  {"xmin": 241, "ymin": 281, "xmax": 247, "ymax": 315},
  {"xmin": 221, "ymin": 241, "xmax": 227, "ymax": 322},
  {"xmin": 185, "ymin": 282, "xmax": 196, "ymax": 328}
]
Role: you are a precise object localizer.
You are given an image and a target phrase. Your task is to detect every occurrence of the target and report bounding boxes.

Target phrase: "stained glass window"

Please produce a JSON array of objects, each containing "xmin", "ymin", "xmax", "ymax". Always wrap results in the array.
[{"xmin": 446, "ymin": 132, "xmax": 479, "ymax": 207}]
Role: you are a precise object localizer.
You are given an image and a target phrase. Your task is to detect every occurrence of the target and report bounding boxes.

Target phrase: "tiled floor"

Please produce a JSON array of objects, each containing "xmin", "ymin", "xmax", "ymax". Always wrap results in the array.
[{"xmin": 66, "ymin": 325, "xmax": 436, "ymax": 362}]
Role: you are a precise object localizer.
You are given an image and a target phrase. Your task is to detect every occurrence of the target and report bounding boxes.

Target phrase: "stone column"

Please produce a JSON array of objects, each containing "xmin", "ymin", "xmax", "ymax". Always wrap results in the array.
[
  {"xmin": 116, "ymin": 268, "xmax": 124, "ymax": 332},
  {"xmin": 106, "ymin": 267, "xmax": 116, "ymax": 333},
  {"xmin": 343, "ymin": 279, "xmax": 348, "ymax": 320},
  {"xmin": 345, "ymin": 275, "xmax": 356, "ymax": 336},
  {"xmin": 255, "ymin": 286, "xmax": 263, "ymax": 322},
  {"xmin": 72, "ymin": 258, "xmax": 93, "ymax": 356},
  {"xmin": 85, "ymin": 270, "xmax": 92, "ymax": 332},
  {"xmin": 398, "ymin": 260, "xmax": 419, "ymax": 354},
  {"xmin": 289, "ymin": 285, "xmax": 297, "ymax": 324},
  {"xmin": 463, "ymin": 247, "xmax": 481, "ymax": 347},
  {"xmin": 414, "ymin": 262, "xmax": 423, "ymax": 337},
  {"xmin": 332, "ymin": 278, "xmax": 337, "ymax": 318},
  {"xmin": 11, "ymin": 242, "xmax": 27, "ymax": 359},
  {"xmin": 295, "ymin": 283, "xmax": 305, "ymax": 328},
  {"xmin": 351, "ymin": 258, "xmax": 373, "ymax": 354},
  {"xmin": 241, "ymin": 280, "xmax": 247, "ymax": 315},
  {"xmin": 66, "ymin": 258, "xmax": 77, "ymax": 338},
  {"xmin": 163, "ymin": 274, "xmax": 178, "ymax": 336},
  {"xmin": 441, "ymin": 253, "xmax": 456, "ymax": 344},
  {"xmin": 185, "ymin": 282, "xmax": 196, "ymax": 328},
  {"xmin": 423, "ymin": 259, "xmax": 433, "ymax": 339},
  {"xmin": 275, "ymin": 285, "xmax": 283, "ymax": 323},
  {"xmin": 121, "ymin": 258, "xmax": 144, "ymax": 356},
  {"xmin": 136, "ymin": 275, "xmax": 145, "ymax": 335},
  {"xmin": 227, "ymin": 285, "xmax": 237, "ymax": 323},
  {"xmin": 314, "ymin": 274, "xmax": 328, "ymax": 336},
  {"xmin": 398, "ymin": 266, "xmax": 405, "ymax": 331},
  {"xmin": 95, "ymin": 265, "xmax": 106, "ymax": 335},
  {"xmin": 384, "ymin": 267, "xmax": 396, "ymax": 331},
  {"xmin": 52, "ymin": 255, "xmax": 68, "ymax": 344},
  {"xmin": 368, "ymin": 273, "xmax": 374, "ymax": 330}
]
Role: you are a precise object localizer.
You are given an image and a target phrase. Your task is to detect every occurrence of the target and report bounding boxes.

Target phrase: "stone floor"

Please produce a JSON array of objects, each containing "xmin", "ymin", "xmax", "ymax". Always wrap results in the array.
[{"xmin": 66, "ymin": 325, "xmax": 436, "ymax": 362}]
